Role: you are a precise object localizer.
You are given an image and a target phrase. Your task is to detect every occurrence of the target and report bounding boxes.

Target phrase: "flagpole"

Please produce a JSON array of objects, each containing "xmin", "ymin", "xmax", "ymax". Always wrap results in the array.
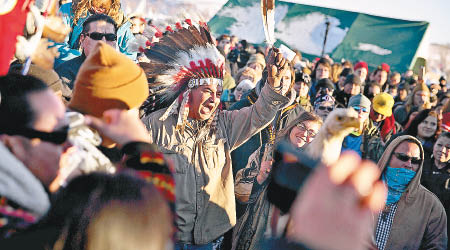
[{"xmin": 321, "ymin": 17, "xmax": 331, "ymax": 57}]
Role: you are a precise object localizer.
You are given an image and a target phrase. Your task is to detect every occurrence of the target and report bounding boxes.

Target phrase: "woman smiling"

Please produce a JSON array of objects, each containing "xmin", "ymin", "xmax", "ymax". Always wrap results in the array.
[{"xmin": 232, "ymin": 111, "xmax": 322, "ymax": 250}]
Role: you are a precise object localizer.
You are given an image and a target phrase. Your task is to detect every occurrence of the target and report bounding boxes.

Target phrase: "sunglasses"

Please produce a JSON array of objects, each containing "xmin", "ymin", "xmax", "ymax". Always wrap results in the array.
[
  {"xmin": 1, "ymin": 126, "xmax": 68, "ymax": 145},
  {"xmin": 352, "ymin": 106, "xmax": 369, "ymax": 113},
  {"xmin": 295, "ymin": 123, "xmax": 317, "ymax": 138},
  {"xmin": 393, "ymin": 152, "xmax": 421, "ymax": 165},
  {"xmin": 85, "ymin": 32, "xmax": 117, "ymax": 41},
  {"xmin": 318, "ymin": 106, "xmax": 333, "ymax": 112}
]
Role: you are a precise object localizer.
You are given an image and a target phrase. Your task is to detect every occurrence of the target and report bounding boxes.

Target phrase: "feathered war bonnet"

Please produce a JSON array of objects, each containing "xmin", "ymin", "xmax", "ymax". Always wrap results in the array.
[{"xmin": 140, "ymin": 20, "xmax": 225, "ymax": 133}]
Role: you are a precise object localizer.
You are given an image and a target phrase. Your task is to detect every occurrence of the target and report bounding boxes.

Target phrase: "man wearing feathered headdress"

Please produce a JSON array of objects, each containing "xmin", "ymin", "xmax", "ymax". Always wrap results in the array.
[{"xmin": 140, "ymin": 21, "xmax": 295, "ymax": 248}]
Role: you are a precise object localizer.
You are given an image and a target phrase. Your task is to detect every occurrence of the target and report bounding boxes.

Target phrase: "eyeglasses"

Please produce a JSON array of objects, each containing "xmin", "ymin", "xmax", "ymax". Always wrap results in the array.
[
  {"xmin": 84, "ymin": 32, "xmax": 117, "ymax": 41},
  {"xmin": 393, "ymin": 152, "xmax": 421, "ymax": 165},
  {"xmin": 317, "ymin": 106, "xmax": 333, "ymax": 112},
  {"xmin": 352, "ymin": 106, "xmax": 369, "ymax": 113},
  {"xmin": 295, "ymin": 122, "xmax": 317, "ymax": 139}
]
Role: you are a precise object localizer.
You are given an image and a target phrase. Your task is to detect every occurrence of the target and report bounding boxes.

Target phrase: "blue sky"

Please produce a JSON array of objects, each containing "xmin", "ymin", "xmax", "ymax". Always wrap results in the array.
[{"xmin": 284, "ymin": 0, "xmax": 450, "ymax": 45}]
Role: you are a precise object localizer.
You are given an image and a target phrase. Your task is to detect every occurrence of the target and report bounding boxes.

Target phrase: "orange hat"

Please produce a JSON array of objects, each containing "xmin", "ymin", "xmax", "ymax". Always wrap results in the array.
[{"xmin": 69, "ymin": 42, "xmax": 149, "ymax": 117}]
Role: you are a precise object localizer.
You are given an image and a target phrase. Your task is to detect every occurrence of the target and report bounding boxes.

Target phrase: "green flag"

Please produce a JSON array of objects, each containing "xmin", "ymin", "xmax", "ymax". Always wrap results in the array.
[{"xmin": 208, "ymin": 0, "xmax": 429, "ymax": 72}]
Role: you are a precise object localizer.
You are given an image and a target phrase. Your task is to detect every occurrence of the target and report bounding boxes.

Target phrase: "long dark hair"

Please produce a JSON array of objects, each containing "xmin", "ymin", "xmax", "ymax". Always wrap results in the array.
[{"xmin": 404, "ymin": 109, "xmax": 441, "ymax": 140}]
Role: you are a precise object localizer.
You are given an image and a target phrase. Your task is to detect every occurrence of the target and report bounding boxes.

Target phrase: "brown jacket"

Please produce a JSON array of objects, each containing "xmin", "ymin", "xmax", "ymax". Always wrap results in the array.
[
  {"xmin": 375, "ymin": 135, "xmax": 448, "ymax": 250},
  {"xmin": 142, "ymin": 85, "xmax": 292, "ymax": 244}
]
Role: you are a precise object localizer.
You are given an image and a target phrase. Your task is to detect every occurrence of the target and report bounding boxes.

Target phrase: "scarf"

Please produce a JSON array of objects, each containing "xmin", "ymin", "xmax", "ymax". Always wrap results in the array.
[{"xmin": 382, "ymin": 166, "xmax": 416, "ymax": 205}]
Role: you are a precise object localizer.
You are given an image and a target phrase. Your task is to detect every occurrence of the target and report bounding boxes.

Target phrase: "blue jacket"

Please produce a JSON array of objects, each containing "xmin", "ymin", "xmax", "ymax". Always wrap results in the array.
[{"xmin": 54, "ymin": 3, "xmax": 136, "ymax": 66}]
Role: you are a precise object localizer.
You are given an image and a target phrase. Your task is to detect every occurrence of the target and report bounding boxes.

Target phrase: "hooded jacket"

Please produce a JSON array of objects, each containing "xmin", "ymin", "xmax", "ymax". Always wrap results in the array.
[{"xmin": 374, "ymin": 135, "xmax": 447, "ymax": 250}]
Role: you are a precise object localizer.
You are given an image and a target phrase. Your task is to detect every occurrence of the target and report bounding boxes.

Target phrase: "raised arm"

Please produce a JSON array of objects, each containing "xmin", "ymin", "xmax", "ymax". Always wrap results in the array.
[{"xmin": 222, "ymin": 48, "xmax": 294, "ymax": 150}]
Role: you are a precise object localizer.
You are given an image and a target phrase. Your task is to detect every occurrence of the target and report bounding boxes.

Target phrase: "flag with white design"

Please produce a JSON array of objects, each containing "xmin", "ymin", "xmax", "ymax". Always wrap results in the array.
[{"xmin": 208, "ymin": 0, "xmax": 429, "ymax": 72}]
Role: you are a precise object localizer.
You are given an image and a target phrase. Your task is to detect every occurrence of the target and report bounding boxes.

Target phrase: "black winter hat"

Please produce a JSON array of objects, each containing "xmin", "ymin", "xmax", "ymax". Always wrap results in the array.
[{"xmin": 315, "ymin": 78, "xmax": 335, "ymax": 92}]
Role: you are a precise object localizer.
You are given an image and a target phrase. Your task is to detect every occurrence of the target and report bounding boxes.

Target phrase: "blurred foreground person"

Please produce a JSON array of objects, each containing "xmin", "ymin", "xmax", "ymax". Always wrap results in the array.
[
  {"xmin": 68, "ymin": 41, "xmax": 148, "ymax": 163},
  {"xmin": 0, "ymin": 74, "xmax": 67, "ymax": 238},
  {"xmin": 265, "ymin": 151, "xmax": 387, "ymax": 250},
  {"xmin": 374, "ymin": 136, "xmax": 447, "ymax": 250},
  {"xmin": 50, "ymin": 173, "xmax": 172, "ymax": 250},
  {"xmin": 1, "ymin": 173, "xmax": 172, "ymax": 250}
]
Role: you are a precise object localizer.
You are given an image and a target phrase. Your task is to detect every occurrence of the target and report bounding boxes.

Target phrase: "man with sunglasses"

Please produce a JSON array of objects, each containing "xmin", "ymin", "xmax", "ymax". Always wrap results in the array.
[
  {"xmin": 313, "ymin": 93, "xmax": 335, "ymax": 121},
  {"xmin": 373, "ymin": 135, "xmax": 447, "ymax": 250},
  {"xmin": 56, "ymin": 14, "xmax": 118, "ymax": 90},
  {"xmin": 342, "ymin": 94, "xmax": 378, "ymax": 158}
]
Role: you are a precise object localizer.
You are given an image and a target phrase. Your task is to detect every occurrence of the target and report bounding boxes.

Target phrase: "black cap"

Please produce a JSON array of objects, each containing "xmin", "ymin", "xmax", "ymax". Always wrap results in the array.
[
  {"xmin": 344, "ymin": 74, "xmax": 362, "ymax": 85},
  {"xmin": 339, "ymin": 67, "xmax": 353, "ymax": 77},
  {"xmin": 315, "ymin": 78, "xmax": 335, "ymax": 92}
]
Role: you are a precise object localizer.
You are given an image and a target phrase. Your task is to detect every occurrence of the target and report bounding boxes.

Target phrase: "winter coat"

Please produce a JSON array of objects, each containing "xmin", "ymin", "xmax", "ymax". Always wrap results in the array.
[
  {"xmin": 366, "ymin": 118, "xmax": 402, "ymax": 163},
  {"xmin": 232, "ymin": 144, "xmax": 272, "ymax": 250},
  {"xmin": 342, "ymin": 119, "xmax": 378, "ymax": 159},
  {"xmin": 142, "ymin": 84, "xmax": 293, "ymax": 245},
  {"xmin": 374, "ymin": 135, "xmax": 448, "ymax": 250},
  {"xmin": 54, "ymin": 54, "xmax": 85, "ymax": 90},
  {"xmin": 334, "ymin": 91, "xmax": 351, "ymax": 108},
  {"xmin": 55, "ymin": 3, "xmax": 136, "ymax": 66},
  {"xmin": 421, "ymin": 157, "xmax": 450, "ymax": 240}
]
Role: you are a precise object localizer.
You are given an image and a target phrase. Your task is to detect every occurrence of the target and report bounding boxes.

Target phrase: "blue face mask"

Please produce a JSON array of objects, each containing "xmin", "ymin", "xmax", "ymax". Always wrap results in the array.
[{"xmin": 382, "ymin": 166, "xmax": 416, "ymax": 205}]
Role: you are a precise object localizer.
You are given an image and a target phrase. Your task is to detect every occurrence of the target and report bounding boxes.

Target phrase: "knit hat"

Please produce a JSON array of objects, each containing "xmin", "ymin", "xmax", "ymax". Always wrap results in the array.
[
  {"xmin": 315, "ymin": 78, "xmax": 335, "ymax": 92},
  {"xmin": 380, "ymin": 63, "xmax": 390, "ymax": 73},
  {"xmin": 340, "ymin": 67, "xmax": 353, "ymax": 77},
  {"xmin": 314, "ymin": 94, "xmax": 335, "ymax": 107},
  {"xmin": 348, "ymin": 94, "xmax": 371, "ymax": 110},
  {"xmin": 246, "ymin": 53, "xmax": 266, "ymax": 69},
  {"xmin": 69, "ymin": 42, "xmax": 149, "ymax": 117},
  {"xmin": 354, "ymin": 61, "xmax": 368, "ymax": 73},
  {"xmin": 344, "ymin": 74, "xmax": 362, "ymax": 86},
  {"xmin": 372, "ymin": 93, "xmax": 394, "ymax": 117}
]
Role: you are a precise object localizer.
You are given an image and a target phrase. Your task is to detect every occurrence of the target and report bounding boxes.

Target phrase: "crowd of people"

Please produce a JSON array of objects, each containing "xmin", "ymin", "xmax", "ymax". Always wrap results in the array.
[{"xmin": 0, "ymin": 0, "xmax": 448, "ymax": 249}]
